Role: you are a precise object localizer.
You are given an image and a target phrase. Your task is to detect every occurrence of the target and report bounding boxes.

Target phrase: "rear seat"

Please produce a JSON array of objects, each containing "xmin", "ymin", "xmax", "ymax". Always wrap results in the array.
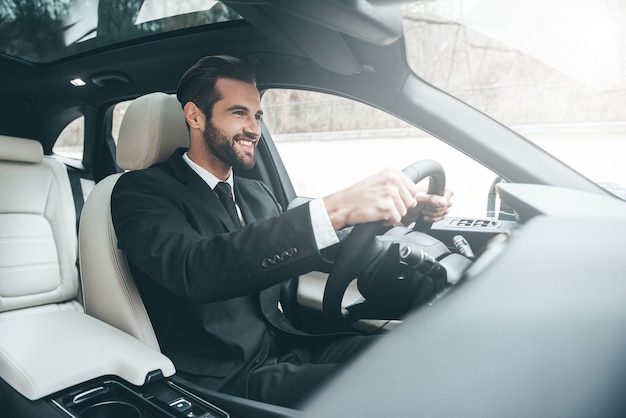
[
  {"xmin": 0, "ymin": 135, "xmax": 176, "ymax": 404},
  {"xmin": 0, "ymin": 135, "xmax": 82, "ymax": 319}
]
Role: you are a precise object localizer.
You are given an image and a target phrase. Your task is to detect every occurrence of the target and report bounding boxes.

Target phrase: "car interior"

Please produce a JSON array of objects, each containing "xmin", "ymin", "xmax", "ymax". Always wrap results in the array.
[
  {"xmin": 0, "ymin": 94, "xmax": 299, "ymax": 418},
  {"xmin": 1, "ymin": 1, "xmax": 626, "ymax": 417}
]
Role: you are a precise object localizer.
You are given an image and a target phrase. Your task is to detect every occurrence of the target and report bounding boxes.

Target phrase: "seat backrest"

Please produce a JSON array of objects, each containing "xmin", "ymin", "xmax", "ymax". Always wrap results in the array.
[
  {"xmin": 0, "ymin": 136, "xmax": 82, "ymax": 318},
  {"xmin": 79, "ymin": 92, "xmax": 189, "ymax": 351}
]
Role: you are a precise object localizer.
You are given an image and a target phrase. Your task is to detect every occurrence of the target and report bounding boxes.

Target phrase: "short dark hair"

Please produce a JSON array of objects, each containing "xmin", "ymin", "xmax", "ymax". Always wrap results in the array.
[{"xmin": 176, "ymin": 55, "xmax": 257, "ymax": 120}]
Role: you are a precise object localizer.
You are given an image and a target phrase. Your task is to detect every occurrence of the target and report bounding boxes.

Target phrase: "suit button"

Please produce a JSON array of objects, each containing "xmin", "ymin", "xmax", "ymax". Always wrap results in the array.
[
  {"xmin": 261, "ymin": 258, "xmax": 271, "ymax": 268},
  {"xmin": 287, "ymin": 248, "xmax": 297, "ymax": 257}
]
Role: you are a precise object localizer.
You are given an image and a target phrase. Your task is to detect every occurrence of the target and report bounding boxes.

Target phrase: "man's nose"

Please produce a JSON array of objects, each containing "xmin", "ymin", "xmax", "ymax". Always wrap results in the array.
[{"xmin": 244, "ymin": 115, "xmax": 261, "ymax": 137}]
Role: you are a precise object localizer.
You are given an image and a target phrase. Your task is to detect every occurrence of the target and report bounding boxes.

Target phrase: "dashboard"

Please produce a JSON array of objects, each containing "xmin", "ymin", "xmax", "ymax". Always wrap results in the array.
[{"xmin": 302, "ymin": 184, "xmax": 626, "ymax": 416}]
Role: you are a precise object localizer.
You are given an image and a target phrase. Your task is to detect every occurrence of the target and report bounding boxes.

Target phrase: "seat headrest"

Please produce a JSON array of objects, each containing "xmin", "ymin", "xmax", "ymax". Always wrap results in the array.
[
  {"xmin": 117, "ymin": 92, "xmax": 189, "ymax": 171},
  {"xmin": 0, "ymin": 136, "xmax": 43, "ymax": 164}
]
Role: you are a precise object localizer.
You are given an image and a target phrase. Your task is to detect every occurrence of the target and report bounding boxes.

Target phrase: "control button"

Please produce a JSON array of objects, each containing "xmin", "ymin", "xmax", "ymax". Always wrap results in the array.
[
  {"xmin": 169, "ymin": 397, "xmax": 193, "ymax": 414},
  {"xmin": 184, "ymin": 410, "xmax": 219, "ymax": 418}
]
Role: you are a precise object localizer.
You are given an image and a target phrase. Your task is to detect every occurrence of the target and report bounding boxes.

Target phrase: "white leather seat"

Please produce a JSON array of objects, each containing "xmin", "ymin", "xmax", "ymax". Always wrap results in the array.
[
  {"xmin": 79, "ymin": 92, "xmax": 189, "ymax": 351},
  {"xmin": 0, "ymin": 135, "xmax": 82, "ymax": 319},
  {"xmin": 0, "ymin": 131, "xmax": 178, "ymax": 402}
]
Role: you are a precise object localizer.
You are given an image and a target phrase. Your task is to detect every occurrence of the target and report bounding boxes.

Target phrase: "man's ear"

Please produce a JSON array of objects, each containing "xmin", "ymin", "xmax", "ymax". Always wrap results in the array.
[{"xmin": 183, "ymin": 102, "xmax": 204, "ymax": 130}]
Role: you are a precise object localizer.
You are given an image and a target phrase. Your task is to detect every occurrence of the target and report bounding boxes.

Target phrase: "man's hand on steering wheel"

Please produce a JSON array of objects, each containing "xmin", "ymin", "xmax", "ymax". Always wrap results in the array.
[
  {"xmin": 322, "ymin": 160, "xmax": 452, "ymax": 324},
  {"xmin": 322, "ymin": 167, "xmax": 421, "ymax": 231},
  {"xmin": 402, "ymin": 186, "xmax": 454, "ymax": 226}
]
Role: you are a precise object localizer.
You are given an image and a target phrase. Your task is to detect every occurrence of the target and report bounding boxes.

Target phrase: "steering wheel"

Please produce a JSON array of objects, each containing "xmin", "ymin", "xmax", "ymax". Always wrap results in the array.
[{"xmin": 322, "ymin": 160, "xmax": 446, "ymax": 324}]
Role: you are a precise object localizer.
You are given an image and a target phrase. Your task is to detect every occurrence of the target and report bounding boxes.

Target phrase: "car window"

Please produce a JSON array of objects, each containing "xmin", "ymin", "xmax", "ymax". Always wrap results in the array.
[
  {"xmin": 111, "ymin": 100, "xmax": 132, "ymax": 144},
  {"xmin": 402, "ymin": 0, "xmax": 626, "ymax": 199},
  {"xmin": 52, "ymin": 116, "xmax": 84, "ymax": 159},
  {"xmin": 262, "ymin": 89, "xmax": 497, "ymax": 218}
]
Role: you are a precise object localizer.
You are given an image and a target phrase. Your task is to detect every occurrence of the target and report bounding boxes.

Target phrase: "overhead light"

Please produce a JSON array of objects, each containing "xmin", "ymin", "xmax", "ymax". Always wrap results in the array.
[{"xmin": 70, "ymin": 78, "xmax": 86, "ymax": 87}]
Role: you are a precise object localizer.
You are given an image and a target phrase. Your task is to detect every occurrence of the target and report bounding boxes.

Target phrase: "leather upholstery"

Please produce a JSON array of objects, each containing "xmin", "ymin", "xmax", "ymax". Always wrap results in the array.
[
  {"xmin": 79, "ymin": 92, "xmax": 189, "ymax": 351},
  {"xmin": 0, "ymin": 135, "xmax": 81, "ymax": 315},
  {"xmin": 0, "ymin": 310, "xmax": 175, "ymax": 400},
  {"xmin": 116, "ymin": 92, "xmax": 189, "ymax": 171},
  {"xmin": 0, "ymin": 130, "xmax": 178, "ymax": 400}
]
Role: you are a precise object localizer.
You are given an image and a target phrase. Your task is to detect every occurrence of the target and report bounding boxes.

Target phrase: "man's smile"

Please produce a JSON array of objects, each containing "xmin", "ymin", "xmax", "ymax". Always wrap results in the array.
[{"xmin": 235, "ymin": 137, "xmax": 257, "ymax": 149}]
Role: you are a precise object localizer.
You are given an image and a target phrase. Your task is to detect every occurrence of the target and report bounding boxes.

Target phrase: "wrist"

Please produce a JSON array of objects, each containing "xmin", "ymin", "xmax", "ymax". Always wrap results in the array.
[{"xmin": 322, "ymin": 193, "xmax": 350, "ymax": 231}]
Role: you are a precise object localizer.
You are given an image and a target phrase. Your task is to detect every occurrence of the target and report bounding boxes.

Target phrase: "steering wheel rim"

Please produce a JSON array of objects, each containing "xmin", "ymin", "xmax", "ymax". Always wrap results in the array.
[{"xmin": 322, "ymin": 159, "xmax": 446, "ymax": 324}]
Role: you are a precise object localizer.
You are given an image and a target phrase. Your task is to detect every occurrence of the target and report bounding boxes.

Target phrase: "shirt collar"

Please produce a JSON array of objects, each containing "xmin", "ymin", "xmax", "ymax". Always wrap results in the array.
[{"xmin": 182, "ymin": 152, "xmax": 236, "ymax": 198}]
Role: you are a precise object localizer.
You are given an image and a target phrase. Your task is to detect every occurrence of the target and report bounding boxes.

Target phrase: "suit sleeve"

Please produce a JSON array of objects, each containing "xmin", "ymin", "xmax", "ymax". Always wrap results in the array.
[{"xmin": 111, "ymin": 170, "xmax": 332, "ymax": 303}]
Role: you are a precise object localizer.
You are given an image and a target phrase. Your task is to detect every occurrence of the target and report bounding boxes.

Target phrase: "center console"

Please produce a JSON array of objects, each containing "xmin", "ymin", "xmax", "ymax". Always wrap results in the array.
[
  {"xmin": 51, "ymin": 376, "xmax": 228, "ymax": 418},
  {"xmin": 0, "ymin": 310, "xmax": 299, "ymax": 418}
]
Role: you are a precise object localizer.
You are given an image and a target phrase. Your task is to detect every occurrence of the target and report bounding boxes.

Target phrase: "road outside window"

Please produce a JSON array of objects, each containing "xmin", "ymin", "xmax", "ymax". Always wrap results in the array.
[
  {"xmin": 53, "ymin": 116, "xmax": 84, "ymax": 160},
  {"xmin": 262, "ymin": 89, "xmax": 497, "ymax": 218}
]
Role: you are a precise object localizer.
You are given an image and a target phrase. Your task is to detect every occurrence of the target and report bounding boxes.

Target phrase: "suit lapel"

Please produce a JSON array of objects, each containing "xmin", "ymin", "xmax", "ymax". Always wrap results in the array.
[
  {"xmin": 234, "ymin": 177, "xmax": 282, "ymax": 224},
  {"xmin": 234, "ymin": 181, "xmax": 257, "ymax": 225},
  {"xmin": 167, "ymin": 149, "xmax": 240, "ymax": 232}
]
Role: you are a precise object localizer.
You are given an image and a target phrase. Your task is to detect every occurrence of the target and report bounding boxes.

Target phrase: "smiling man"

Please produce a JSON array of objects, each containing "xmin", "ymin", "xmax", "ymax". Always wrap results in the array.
[
  {"xmin": 182, "ymin": 75, "xmax": 262, "ymax": 177},
  {"xmin": 111, "ymin": 55, "xmax": 451, "ymax": 408}
]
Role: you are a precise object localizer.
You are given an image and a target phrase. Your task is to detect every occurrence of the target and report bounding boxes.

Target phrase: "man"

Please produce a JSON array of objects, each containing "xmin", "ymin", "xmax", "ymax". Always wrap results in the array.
[{"xmin": 111, "ymin": 55, "xmax": 451, "ymax": 408}]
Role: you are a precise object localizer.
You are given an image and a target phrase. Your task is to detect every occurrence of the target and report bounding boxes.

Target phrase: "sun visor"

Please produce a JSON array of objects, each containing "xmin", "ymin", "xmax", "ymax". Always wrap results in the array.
[{"xmin": 224, "ymin": 0, "xmax": 404, "ymax": 75}]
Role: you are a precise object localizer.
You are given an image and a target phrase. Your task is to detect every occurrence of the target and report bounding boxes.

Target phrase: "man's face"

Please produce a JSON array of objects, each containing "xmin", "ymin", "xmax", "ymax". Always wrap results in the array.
[{"xmin": 202, "ymin": 78, "xmax": 263, "ymax": 171}]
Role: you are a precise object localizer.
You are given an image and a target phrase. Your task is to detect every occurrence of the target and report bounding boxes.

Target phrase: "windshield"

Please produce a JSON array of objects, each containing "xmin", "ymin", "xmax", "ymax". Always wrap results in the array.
[
  {"xmin": 403, "ymin": 0, "xmax": 626, "ymax": 199},
  {"xmin": 0, "ymin": 0, "xmax": 240, "ymax": 63}
]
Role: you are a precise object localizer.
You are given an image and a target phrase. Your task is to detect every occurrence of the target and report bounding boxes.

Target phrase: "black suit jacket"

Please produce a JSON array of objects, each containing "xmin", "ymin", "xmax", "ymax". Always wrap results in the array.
[{"xmin": 111, "ymin": 148, "xmax": 333, "ymax": 389}]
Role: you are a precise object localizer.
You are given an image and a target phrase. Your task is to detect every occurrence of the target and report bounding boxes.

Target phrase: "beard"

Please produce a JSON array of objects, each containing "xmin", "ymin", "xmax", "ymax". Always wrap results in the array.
[{"xmin": 202, "ymin": 120, "xmax": 256, "ymax": 171}]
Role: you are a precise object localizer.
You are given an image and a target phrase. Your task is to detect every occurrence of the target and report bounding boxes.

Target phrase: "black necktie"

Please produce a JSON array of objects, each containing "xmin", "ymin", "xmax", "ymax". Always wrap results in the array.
[{"xmin": 214, "ymin": 182, "xmax": 241, "ymax": 229}]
